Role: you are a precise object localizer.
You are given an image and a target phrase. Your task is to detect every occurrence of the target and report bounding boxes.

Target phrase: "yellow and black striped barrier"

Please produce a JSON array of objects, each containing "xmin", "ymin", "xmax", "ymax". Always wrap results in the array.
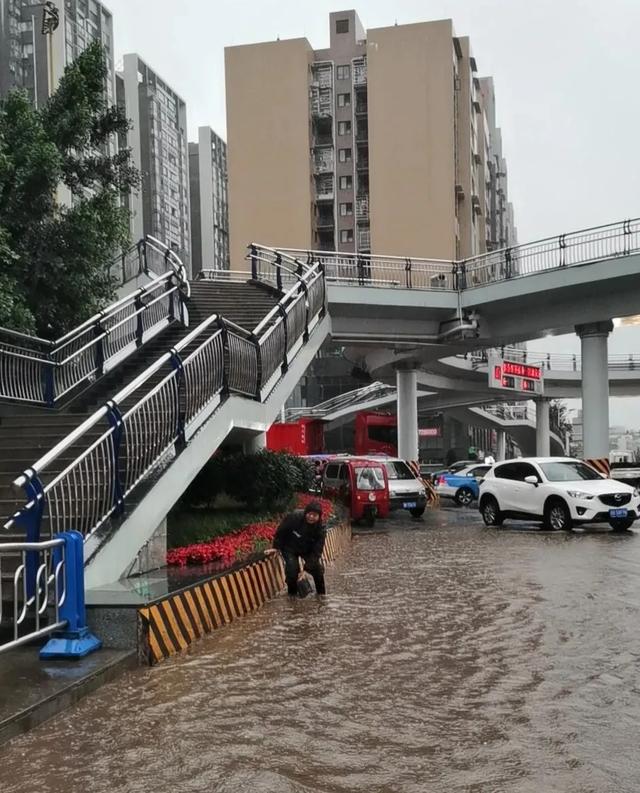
[
  {"xmin": 585, "ymin": 458, "xmax": 611, "ymax": 477},
  {"xmin": 407, "ymin": 460, "xmax": 440, "ymax": 508},
  {"xmin": 138, "ymin": 520, "xmax": 352, "ymax": 665}
]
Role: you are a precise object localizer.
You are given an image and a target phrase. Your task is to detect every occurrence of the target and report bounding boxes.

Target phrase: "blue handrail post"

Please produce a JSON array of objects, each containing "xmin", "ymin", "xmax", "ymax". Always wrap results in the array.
[
  {"xmin": 275, "ymin": 252, "xmax": 283, "ymax": 291},
  {"xmin": 94, "ymin": 320, "xmax": 105, "ymax": 378},
  {"xmin": 134, "ymin": 292, "xmax": 145, "ymax": 346},
  {"xmin": 12, "ymin": 474, "xmax": 46, "ymax": 600},
  {"xmin": 40, "ymin": 531, "xmax": 102, "ymax": 659}
]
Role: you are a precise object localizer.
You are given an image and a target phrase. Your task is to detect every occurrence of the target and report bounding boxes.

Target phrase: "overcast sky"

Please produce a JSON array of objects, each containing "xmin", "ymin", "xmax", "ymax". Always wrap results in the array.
[{"xmin": 105, "ymin": 0, "xmax": 640, "ymax": 426}]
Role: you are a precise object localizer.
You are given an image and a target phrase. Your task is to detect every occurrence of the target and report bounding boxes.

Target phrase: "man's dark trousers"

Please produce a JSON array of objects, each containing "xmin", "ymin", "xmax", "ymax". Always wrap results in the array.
[{"xmin": 282, "ymin": 551, "xmax": 326, "ymax": 596}]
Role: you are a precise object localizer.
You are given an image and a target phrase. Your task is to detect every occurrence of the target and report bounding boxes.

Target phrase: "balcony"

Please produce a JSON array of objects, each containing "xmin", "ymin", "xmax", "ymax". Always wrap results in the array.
[
  {"xmin": 315, "ymin": 174, "xmax": 334, "ymax": 201},
  {"xmin": 356, "ymin": 195, "xmax": 369, "ymax": 222},
  {"xmin": 355, "ymin": 101, "xmax": 368, "ymax": 115},
  {"xmin": 353, "ymin": 59, "xmax": 367, "ymax": 86},
  {"xmin": 358, "ymin": 229, "xmax": 371, "ymax": 251},
  {"xmin": 355, "ymin": 123, "xmax": 368, "ymax": 142},
  {"xmin": 313, "ymin": 149, "xmax": 334, "ymax": 174},
  {"xmin": 356, "ymin": 156, "xmax": 369, "ymax": 172},
  {"xmin": 310, "ymin": 87, "xmax": 333, "ymax": 118},
  {"xmin": 316, "ymin": 213, "xmax": 335, "ymax": 229}
]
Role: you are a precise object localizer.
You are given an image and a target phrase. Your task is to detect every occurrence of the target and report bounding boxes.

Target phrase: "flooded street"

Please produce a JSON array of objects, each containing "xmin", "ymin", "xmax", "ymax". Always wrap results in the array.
[{"xmin": 2, "ymin": 508, "xmax": 640, "ymax": 792}]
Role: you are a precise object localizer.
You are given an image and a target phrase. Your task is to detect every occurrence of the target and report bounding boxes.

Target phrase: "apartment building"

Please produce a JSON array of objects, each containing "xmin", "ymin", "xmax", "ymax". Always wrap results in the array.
[
  {"xmin": 189, "ymin": 126, "xmax": 230, "ymax": 274},
  {"xmin": 117, "ymin": 54, "xmax": 191, "ymax": 273},
  {"xmin": 225, "ymin": 10, "xmax": 517, "ymax": 269},
  {"xmin": 0, "ymin": 0, "xmax": 115, "ymax": 111}
]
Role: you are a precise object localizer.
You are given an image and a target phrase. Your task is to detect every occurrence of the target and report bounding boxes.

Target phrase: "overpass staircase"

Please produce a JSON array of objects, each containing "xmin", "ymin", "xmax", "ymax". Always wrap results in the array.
[{"xmin": 0, "ymin": 241, "xmax": 328, "ymax": 646}]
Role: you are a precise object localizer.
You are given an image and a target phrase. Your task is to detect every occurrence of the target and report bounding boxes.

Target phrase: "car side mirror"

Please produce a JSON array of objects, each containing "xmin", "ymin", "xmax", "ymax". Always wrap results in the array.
[{"xmin": 524, "ymin": 475, "xmax": 539, "ymax": 486}]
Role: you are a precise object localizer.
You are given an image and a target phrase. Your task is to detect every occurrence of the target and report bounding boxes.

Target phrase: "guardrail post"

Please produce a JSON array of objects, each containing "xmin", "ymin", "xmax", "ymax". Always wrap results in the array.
[
  {"xmin": 459, "ymin": 262, "xmax": 467, "ymax": 290},
  {"xmin": 217, "ymin": 317, "xmax": 230, "ymax": 395},
  {"xmin": 295, "ymin": 257, "xmax": 304, "ymax": 277},
  {"xmin": 504, "ymin": 248, "xmax": 513, "ymax": 279},
  {"xmin": 559, "ymin": 234, "xmax": 567, "ymax": 266},
  {"xmin": 275, "ymin": 252, "xmax": 283, "ymax": 291},
  {"xmin": 253, "ymin": 333, "xmax": 263, "ymax": 400},
  {"xmin": 169, "ymin": 349, "xmax": 186, "ymax": 451},
  {"xmin": 40, "ymin": 531, "xmax": 102, "ymax": 659},
  {"xmin": 166, "ymin": 277, "xmax": 176, "ymax": 322},
  {"xmin": 405, "ymin": 258, "xmax": 412, "ymax": 288},
  {"xmin": 164, "ymin": 247, "xmax": 171, "ymax": 275},
  {"xmin": 623, "ymin": 219, "xmax": 631, "ymax": 255},
  {"xmin": 12, "ymin": 474, "xmax": 46, "ymax": 600},
  {"xmin": 105, "ymin": 401, "xmax": 125, "ymax": 516},
  {"xmin": 139, "ymin": 239, "xmax": 148, "ymax": 275},
  {"xmin": 250, "ymin": 244, "xmax": 258, "ymax": 281},
  {"xmin": 277, "ymin": 305, "xmax": 289, "ymax": 373},
  {"xmin": 42, "ymin": 359, "xmax": 55, "ymax": 407},
  {"xmin": 300, "ymin": 281, "xmax": 310, "ymax": 342},
  {"xmin": 94, "ymin": 319, "xmax": 106, "ymax": 377},
  {"xmin": 134, "ymin": 292, "xmax": 145, "ymax": 346}
]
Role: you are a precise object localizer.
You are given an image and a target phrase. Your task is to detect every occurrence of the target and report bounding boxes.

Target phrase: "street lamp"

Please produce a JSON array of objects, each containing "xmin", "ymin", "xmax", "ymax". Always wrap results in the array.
[{"xmin": 41, "ymin": 1, "xmax": 60, "ymax": 98}]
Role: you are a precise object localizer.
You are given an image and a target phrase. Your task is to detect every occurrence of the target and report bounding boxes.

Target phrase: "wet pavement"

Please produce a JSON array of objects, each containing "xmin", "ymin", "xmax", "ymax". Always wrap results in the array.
[{"xmin": 1, "ymin": 506, "xmax": 640, "ymax": 792}]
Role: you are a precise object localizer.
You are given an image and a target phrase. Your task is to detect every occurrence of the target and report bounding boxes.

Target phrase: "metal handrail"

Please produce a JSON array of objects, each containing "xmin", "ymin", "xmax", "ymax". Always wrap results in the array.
[
  {"xmin": 0, "ymin": 237, "xmax": 189, "ymax": 406},
  {"xmin": 277, "ymin": 217, "xmax": 640, "ymax": 292},
  {"xmin": 0, "ymin": 537, "xmax": 66, "ymax": 654},
  {"xmin": 460, "ymin": 347, "xmax": 640, "ymax": 373},
  {"xmin": 5, "ymin": 258, "xmax": 327, "ymax": 540},
  {"xmin": 285, "ymin": 381, "xmax": 396, "ymax": 420}
]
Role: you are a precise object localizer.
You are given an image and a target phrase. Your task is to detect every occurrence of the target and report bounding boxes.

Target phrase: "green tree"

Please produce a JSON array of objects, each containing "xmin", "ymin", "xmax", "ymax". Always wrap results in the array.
[{"xmin": 0, "ymin": 42, "xmax": 139, "ymax": 338}]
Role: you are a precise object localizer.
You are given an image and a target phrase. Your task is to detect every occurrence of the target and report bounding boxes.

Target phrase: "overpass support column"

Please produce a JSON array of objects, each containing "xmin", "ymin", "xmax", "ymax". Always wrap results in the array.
[
  {"xmin": 246, "ymin": 432, "xmax": 267, "ymax": 453},
  {"xmin": 496, "ymin": 430, "xmax": 506, "ymax": 462},
  {"xmin": 535, "ymin": 398, "xmax": 550, "ymax": 457},
  {"xmin": 576, "ymin": 321, "xmax": 613, "ymax": 459},
  {"xmin": 396, "ymin": 368, "xmax": 419, "ymax": 461}
]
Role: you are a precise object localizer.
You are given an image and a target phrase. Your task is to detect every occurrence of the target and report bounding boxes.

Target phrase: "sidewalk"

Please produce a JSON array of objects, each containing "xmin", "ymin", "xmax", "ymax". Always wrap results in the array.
[{"xmin": 0, "ymin": 647, "xmax": 135, "ymax": 747}]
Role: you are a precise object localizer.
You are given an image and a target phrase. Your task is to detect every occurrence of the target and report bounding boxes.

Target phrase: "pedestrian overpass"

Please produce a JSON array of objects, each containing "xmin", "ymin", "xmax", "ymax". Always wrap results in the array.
[{"xmin": 0, "ymin": 218, "xmax": 639, "ymax": 653}]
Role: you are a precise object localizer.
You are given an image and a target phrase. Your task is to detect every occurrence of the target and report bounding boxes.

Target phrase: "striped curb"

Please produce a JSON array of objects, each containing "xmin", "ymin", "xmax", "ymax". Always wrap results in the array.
[{"xmin": 138, "ymin": 520, "xmax": 352, "ymax": 665}]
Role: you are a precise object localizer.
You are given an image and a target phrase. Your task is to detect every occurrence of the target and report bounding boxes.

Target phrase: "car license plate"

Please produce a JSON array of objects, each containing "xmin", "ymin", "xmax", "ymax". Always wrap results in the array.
[
  {"xmin": 403, "ymin": 501, "xmax": 417, "ymax": 509},
  {"xmin": 609, "ymin": 508, "xmax": 628, "ymax": 518}
]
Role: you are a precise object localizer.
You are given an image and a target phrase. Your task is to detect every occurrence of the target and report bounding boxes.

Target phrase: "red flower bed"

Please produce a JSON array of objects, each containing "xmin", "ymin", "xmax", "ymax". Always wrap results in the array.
[{"xmin": 167, "ymin": 494, "xmax": 335, "ymax": 568}]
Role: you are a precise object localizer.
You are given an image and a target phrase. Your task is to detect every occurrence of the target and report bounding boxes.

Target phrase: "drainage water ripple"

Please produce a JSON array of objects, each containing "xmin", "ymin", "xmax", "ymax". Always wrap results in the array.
[{"xmin": 1, "ymin": 510, "xmax": 640, "ymax": 792}]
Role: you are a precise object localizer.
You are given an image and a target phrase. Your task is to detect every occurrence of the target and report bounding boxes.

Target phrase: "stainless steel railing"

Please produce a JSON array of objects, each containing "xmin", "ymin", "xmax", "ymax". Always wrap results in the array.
[
  {"xmin": 461, "ymin": 347, "xmax": 640, "ymax": 373},
  {"xmin": 275, "ymin": 217, "xmax": 640, "ymax": 292},
  {"xmin": 0, "ymin": 237, "xmax": 190, "ymax": 406},
  {"xmin": 285, "ymin": 381, "xmax": 397, "ymax": 421},
  {"xmin": 0, "ymin": 538, "xmax": 66, "ymax": 654},
  {"xmin": 5, "ymin": 258, "xmax": 326, "ymax": 541}
]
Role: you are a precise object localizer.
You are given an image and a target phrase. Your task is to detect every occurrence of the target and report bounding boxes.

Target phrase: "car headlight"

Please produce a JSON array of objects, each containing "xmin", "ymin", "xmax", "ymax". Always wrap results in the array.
[{"xmin": 566, "ymin": 490, "xmax": 594, "ymax": 500}]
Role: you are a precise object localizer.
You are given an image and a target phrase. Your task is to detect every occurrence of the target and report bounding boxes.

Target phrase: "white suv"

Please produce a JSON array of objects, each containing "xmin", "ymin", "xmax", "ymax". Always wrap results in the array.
[{"xmin": 479, "ymin": 457, "xmax": 640, "ymax": 532}]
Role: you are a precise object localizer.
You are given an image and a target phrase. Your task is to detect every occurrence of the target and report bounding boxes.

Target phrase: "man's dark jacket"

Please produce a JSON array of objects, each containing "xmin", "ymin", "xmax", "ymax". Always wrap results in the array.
[{"xmin": 273, "ymin": 505, "xmax": 326, "ymax": 558}]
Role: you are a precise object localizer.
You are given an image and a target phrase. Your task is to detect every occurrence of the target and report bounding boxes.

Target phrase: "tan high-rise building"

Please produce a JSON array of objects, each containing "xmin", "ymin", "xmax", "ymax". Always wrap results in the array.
[{"xmin": 225, "ymin": 10, "xmax": 516, "ymax": 269}]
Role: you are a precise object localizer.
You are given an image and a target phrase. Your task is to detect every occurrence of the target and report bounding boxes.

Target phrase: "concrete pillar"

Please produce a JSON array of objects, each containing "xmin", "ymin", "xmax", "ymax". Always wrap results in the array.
[
  {"xmin": 576, "ymin": 321, "xmax": 613, "ymax": 459},
  {"xmin": 496, "ymin": 430, "xmax": 506, "ymax": 462},
  {"xmin": 535, "ymin": 398, "xmax": 550, "ymax": 457},
  {"xmin": 396, "ymin": 369, "xmax": 419, "ymax": 461},
  {"xmin": 246, "ymin": 432, "xmax": 267, "ymax": 453}
]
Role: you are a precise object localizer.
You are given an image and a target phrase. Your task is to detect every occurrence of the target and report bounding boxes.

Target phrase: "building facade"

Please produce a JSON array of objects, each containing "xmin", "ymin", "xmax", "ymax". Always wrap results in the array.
[
  {"xmin": 118, "ymin": 54, "xmax": 191, "ymax": 273},
  {"xmin": 0, "ymin": 0, "xmax": 115, "ymax": 112},
  {"xmin": 225, "ymin": 9, "xmax": 517, "ymax": 269},
  {"xmin": 189, "ymin": 126, "xmax": 229, "ymax": 274}
]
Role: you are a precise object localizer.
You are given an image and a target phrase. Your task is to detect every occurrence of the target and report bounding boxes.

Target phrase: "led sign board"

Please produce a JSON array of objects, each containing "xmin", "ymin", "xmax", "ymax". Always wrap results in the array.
[{"xmin": 488, "ymin": 354, "xmax": 544, "ymax": 395}]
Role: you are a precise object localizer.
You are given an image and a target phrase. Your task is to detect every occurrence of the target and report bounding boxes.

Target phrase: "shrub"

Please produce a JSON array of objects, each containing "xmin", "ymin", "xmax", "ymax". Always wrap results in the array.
[
  {"xmin": 223, "ymin": 450, "xmax": 298, "ymax": 512},
  {"xmin": 181, "ymin": 454, "xmax": 227, "ymax": 508}
]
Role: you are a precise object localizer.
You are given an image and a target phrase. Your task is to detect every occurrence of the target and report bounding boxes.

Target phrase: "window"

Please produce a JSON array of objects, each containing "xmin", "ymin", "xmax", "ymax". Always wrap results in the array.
[
  {"xmin": 340, "ymin": 229, "xmax": 354, "ymax": 243},
  {"xmin": 338, "ymin": 148, "xmax": 352, "ymax": 163},
  {"xmin": 468, "ymin": 465, "xmax": 491, "ymax": 479},
  {"xmin": 384, "ymin": 461, "xmax": 416, "ymax": 481},
  {"xmin": 324, "ymin": 464, "xmax": 339, "ymax": 480},
  {"xmin": 340, "ymin": 202, "xmax": 353, "ymax": 216},
  {"xmin": 337, "ymin": 65, "xmax": 351, "ymax": 81},
  {"xmin": 356, "ymin": 467, "xmax": 386, "ymax": 491},
  {"xmin": 339, "ymin": 175, "xmax": 353, "ymax": 190},
  {"xmin": 540, "ymin": 461, "xmax": 602, "ymax": 482},
  {"xmin": 338, "ymin": 120, "xmax": 351, "ymax": 135},
  {"xmin": 369, "ymin": 425, "xmax": 397, "ymax": 445},
  {"xmin": 494, "ymin": 463, "xmax": 539, "ymax": 481},
  {"xmin": 336, "ymin": 18, "xmax": 349, "ymax": 34},
  {"xmin": 337, "ymin": 93, "xmax": 351, "ymax": 107}
]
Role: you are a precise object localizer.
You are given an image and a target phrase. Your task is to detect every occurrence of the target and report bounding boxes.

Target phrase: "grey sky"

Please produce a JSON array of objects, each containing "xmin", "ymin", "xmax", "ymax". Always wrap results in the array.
[{"xmin": 105, "ymin": 0, "xmax": 640, "ymax": 426}]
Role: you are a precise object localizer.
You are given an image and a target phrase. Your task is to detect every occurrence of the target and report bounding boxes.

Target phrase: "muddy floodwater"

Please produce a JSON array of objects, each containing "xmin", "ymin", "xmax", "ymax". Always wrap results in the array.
[{"xmin": 2, "ymin": 508, "xmax": 640, "ymax": 792}]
